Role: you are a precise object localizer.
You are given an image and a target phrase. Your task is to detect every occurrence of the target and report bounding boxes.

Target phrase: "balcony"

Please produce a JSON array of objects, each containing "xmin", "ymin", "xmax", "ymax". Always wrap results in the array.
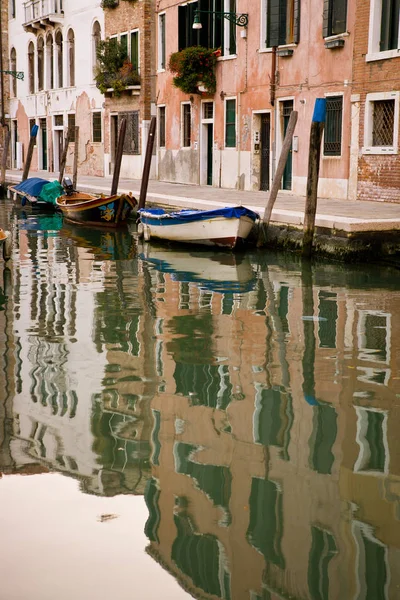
[{"xmin": 23, "ymin": 0, "xmax": 64, "ymax": 33}]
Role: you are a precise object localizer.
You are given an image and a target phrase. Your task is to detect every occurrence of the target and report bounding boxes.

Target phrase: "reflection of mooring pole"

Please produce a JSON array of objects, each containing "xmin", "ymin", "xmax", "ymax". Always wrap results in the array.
[
  {"xmin": 302, "ymin": 99, "xmax": 326, "ymax": 258},
  {"xmin": 72, "ymin": 126, "xmax": 79, "ymax": 190},
  {"xmin": 22, "ymin": 124, "xmax": 39, "ymax": 181},
  {"xmin": 138, "ymin": 116, "xmax": 156, "ymax": 210},
  {"xmin": 301, "ymin": 260, "xmax": 317, "ymax": 405},
  {"xmin": 111, "ymin": 118, "xmax": 126, "ymax": 196},
  {"xmin": 0, "ymin": 125, "xmax": 10, "ymax": 188},
  {"xmin": 58, "ymin": 127, "xmax": 73, "ymax": 184}
]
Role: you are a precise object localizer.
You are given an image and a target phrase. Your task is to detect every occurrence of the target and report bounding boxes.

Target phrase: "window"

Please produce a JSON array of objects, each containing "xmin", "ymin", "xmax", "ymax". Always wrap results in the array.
[
  {"xmin": 54, "ymin": 114, "xmax": 63, "ymax": 126},
  {"xmin": 309, "ymin": 403, "xmax": 337, "ymax": 475},
  {"xmin": 92, "ymin": 112, "xmax": 102, "ymax": 143},
  {"xmin": 324, "ymin": 96, "xmax": 343, "ymax": 156},
  {"xmin": 37, "ymin": 37, "xmax": 44, "ymax": 91},
  {"xmin": 367, "ymin": 0, "xmax": 400, "ymax": 59},
  {"xmin": 358, "ymin": 310, "xmax": 391, "ymax": 364},
  {"xmin": 225, "ymin": 98, "xmax": 236, "ymax": 147},
  {"xmin": 354, "ymin": 407, "xmax": 389, "ymax": 474},
  {"xmin": 308, "ymin": 527, "xmax": 337, "ymax": 600},
  {"xmin": 28, "ymin": 42, "xmax": 35, "ymax": 94},
  {"xmin": 10, "ymin": 0, "xmax": 16, "ymax": 19},
  {"xmin": 182, "ymin": 103, "xmax": 191, "ymax": 147},
  {"xmin": 92, "ymin": 21, "xmax": 101, "ymax": 74},
  {"xmin": 46, "ymin": 34, "xmax": 54, "ymax": 89},
  {"xmin": 130, "ymin": 31, "xmax": 139, "ymax": 73},
  {"xmin": 10, "ymin": 48, "xmax": 17, "ymax": 97},
  {"xmin": 179, "ymin": 0, "xmax": 237, "ymax": 56},
  {"xmin": 178, "ymin": 1, "xmax": 199, "ymax": 51},
  {"xmin": 262, "ymin": 0, "xmax": 300, "ymax": 48},
  {"xmin": 363, "ymin": 92, "xmax": 399, "ymax": 154},
  {"xmin": 68, "ymin": 114, "xmax": 75, "ymax": 142},
  {"xmin": 55, "ymin": 31, "xmax": 63, "ymax": 88},
  {"xmin": 118, "ymin": 111, "xmax": 140, "ymax": 154},
  {"xmin": 352, "ymin": 520, "xmax": 389, "ymax": 600},
  {"xmin": 120, "ymin": 33, "xmax": 128, "ymax": 58},
  {"xmin": 323, "ymin": 0, "xmax": 347, "ymax": 37},
  {"xmin": 67, "ymin": 29, "xmax": 75, "ymax": 87},
  {"xmin": 158, "ymin": 106, "xmax": 166, "ymax": 147},
  {"xmin": 158, "ymin": 13, "xmax": 166, "ymax": 70}
]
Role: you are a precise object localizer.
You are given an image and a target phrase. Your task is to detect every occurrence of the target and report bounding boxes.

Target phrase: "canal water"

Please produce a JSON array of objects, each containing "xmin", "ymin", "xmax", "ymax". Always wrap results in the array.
[{"xmin": 0, "ymin": 198, "xmax": 399, "ymax": 600}]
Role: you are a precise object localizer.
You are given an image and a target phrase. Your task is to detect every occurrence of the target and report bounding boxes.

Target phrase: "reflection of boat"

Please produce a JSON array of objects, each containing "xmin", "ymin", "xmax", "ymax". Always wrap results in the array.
[
  {"xmin": 60, "ymin": 222, "xmax": 136, "ymax": 260},
  {"xmin": 139, "ymin": 246, "xmax": 257, "ymax": 293},
  {"xmin": 9, "ymin": 177, "xmax": 63, "ymax": 209},
  {"xmin": 18, "ymin": 212, "xmax": 63, "ymax": 235},
  {"xmin": 56, "ymin": 179, "xmax": 137, "ymax": 227},
  {"xmin": 0, "ymin": 228, "xmax": 12, "ymax": 260},
  {"xmin": 138, "ymin": 206, "xmax": 259, "ymax": 249}
]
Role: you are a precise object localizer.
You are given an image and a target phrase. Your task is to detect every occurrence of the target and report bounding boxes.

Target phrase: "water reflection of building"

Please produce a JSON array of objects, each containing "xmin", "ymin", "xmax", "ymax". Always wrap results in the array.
[
  {"xmin": 1, "ymin": 227, "xmax": 154, "ymax": 497},
  {"xmin": 143, "ymin": 258, "xmax": 400, "ymax": 600}
]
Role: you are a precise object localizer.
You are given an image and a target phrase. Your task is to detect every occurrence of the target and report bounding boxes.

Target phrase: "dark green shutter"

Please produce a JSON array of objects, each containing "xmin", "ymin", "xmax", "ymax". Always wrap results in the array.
[
  {"xmin": 294, "ymin": 0, "xmax": 301, "ymax": 43},
  {"xmin": 268, "ymin": 0, "xmax": 281, "ymax": 46},
  {"xmin": 229, "ymin": 0, "xmax": 237, "ymax": 54},
  {"xmin": 178, "ymin": 5, "xmax": 187, "ymax": 50},
  {"xmin": 322, "ymin": 0, "xmax": 330, "ymax": 38}
]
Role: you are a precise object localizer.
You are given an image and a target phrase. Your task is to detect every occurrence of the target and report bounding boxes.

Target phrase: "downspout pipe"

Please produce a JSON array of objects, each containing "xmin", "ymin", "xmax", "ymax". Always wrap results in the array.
[{"xmin": 0, "ymin": 1, "xmax": 5, "ymax": 127}]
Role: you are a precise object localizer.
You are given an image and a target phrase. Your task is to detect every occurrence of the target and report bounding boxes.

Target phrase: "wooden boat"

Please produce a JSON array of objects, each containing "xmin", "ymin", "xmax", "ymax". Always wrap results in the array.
[
  {"xmin": 139, "ymin": 246, "xmax": 257, "ymax": 293},
  {"xmin": 9, "ymin": 177, "xmax": 63, "ymax": 209},
  {"xmin": 56, "ymin": 191, "xmax": 137, "ymax": 227},
  {"xmin": 137, "ymin": 206, "xmax": 259, "ymax": 249},
  {"xmin": 0, "ymin": 228, "xmax": 12, "ymax": 260}
]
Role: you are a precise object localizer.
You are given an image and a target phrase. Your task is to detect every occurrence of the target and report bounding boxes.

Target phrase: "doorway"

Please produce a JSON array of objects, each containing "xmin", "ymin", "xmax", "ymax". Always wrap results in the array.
[
  {"xmin": 260, "ymin": 114, "xmax": 270, "ymax": 191},
  {"xmin": 40, "ymin": 118, "xmax": 47, "ymax": 170},
  {"xmin": 281, "ymin": 100, "xmax": 293, "ymax": 190},
  {"xmin": 201, "ymin": 102, "xmax": 214, "ymax": 186}
]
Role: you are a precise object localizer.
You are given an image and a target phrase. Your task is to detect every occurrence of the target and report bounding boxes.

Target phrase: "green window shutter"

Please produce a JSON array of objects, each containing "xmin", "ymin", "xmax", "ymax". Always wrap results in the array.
[
  {"xmin": 294, "ymin": 0, "xmax": 301, "ymax": 43},
  {"xmin": 120, "ymin": 33, "xmax": 128, "ymax": 59},
  {"xmin": 229, "ymin": 0, "xmax": 237, "ymax": 54},
  {"xmin": 130, "ymin": 32, "xmax": 138, "ymax": 72},
  {"xmin": 225, "ymin": 99, "xmax": 236, "ymax": 147},
  {"xmin": 322, "ymin": 0, "xmax": 330, "ymax": 38},
  {"xmin": 268, "ymin": 0, "xmax": 281, "ymax": 46},
  {"xmin": 178, "ymin": 5, "xmax": 187, "ymax": 51}
]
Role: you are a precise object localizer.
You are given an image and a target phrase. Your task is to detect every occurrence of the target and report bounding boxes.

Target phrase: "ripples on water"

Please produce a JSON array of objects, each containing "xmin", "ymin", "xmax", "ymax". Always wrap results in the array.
[{"xmin": 0, "ymin": 199, "xmax": 400, "ymax": 600}]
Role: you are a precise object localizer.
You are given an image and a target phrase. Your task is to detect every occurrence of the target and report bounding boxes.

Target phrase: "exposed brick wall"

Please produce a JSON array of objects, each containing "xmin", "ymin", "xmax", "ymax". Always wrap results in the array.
[
  {"xmin": 353, "ymin": 0, "xmax": 400, "ymax": 203},
  {"xmin": 103, "ymin": 0, "xmax": 155, "ymax": 150}
]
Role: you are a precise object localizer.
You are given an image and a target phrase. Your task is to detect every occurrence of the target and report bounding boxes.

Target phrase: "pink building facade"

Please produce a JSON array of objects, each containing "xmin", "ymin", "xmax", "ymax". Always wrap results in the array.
[{"xmin": 155, "ymin": 0, "xmax": 354, "ymax": 200}]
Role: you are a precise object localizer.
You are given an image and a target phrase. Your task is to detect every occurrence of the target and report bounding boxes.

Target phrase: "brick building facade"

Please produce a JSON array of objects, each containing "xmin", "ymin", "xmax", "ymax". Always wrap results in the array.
[{"xmin": 352, "ymin": 0, "xmax": 400, "ymax": 203}]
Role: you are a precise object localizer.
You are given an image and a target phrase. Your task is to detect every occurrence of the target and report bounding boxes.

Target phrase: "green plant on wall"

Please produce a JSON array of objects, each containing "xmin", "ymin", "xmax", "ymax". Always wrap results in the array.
[
  {"xmin": 94, "ymin": 38, "xmax": 140, "ymax": 96},
  {"xmin": 168, "ymin": 46, "xmax": 219, "ymax": 95},
  {"xmin": 101, "ymin": 0, "xmax": 119, "ymax": 8}
]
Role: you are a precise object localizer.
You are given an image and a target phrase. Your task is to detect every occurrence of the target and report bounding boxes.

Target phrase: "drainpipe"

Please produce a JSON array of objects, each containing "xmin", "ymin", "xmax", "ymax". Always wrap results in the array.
[
  {"xmin": 270, "ymin": 47, "xmax": 277, "ymax": 107},
  {"xmin": 0, "ymin": 1, "xmax": 5, "ymax": 127},
  {"xmin": 237, "ymin": 32, "xmax": 248, "ymax": 191}
]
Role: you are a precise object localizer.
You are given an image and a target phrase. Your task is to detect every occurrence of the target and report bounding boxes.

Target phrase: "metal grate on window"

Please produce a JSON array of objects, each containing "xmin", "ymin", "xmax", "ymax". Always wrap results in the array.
[
  {"xmin": 324, "ymin": 96, "xmax": 343, "ymax": 156},
  {"xmin": 92, "ymin": 112, "xmax": 102, "ymax": 143},
  {"xmin": 67, "ymin": 114, "xmax": 75, "ymax": 142},
  {"xmin": 372, "ymin": 100, "xmax": 395, "ymax": 146},
  {"xmin": 118, "ymin": 111, "xmax": 139, "ymax": 154},
  {"xmin": 203, "ymin": 102, "xmax": 213, "ymax": 119},
  {"xmin": 158, "ymin": 107, "xmax": 166, "ymax": 148},
  {"xmin": 54, "ymin": 114, "xmax": 63, "ymax": 126}
]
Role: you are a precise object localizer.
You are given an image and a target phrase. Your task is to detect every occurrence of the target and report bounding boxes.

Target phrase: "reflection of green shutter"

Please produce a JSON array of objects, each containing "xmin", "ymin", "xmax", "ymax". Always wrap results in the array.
[
  {"xmin": 151, "ymin": 409, "xmax": 161, "ymax": 466},
  {"xmin": 309, "ymin": 404, "xmax": 337, "ymax": 475},
  {"xmin": 308, "ymin": 526, "xmax": 337, "ymax": 600},
  {"xmin": 172, "ymin": 513, "xmax": 228, "ymax": 597},
  {"xmin": 318, "ymin": 291, "xmax": 338, "ymax": 348},
  {"xmin": 363, "ymin": 531, "xmax": 387, "ymax": 600},
  {"xmin": 365, "ymin": 411, "xmax": 386, "ymax": 472},
  {"xmin": 144, "ymin": 478, "xmax": 160, "ymax": 542},
  {"xmin": 175, "ymin": 442, "xmax": 232, "ymax": 511},
  {"xmin": 247, "ymin": 478, "xmax": 285, "ymax": 569}
]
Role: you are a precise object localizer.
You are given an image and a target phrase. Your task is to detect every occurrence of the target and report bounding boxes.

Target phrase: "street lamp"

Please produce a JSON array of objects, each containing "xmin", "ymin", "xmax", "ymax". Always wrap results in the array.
[{"xmin": 192, "ymin": 9, "xmax": 248, "ymax": 29}]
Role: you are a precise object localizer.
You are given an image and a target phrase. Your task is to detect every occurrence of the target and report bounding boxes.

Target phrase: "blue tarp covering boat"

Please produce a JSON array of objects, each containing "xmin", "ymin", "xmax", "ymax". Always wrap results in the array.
[
  {"xmin": 14, "ymin": 178, "xmax": 49, "ymax": 197},
  {"xmin": 10, "ymin": 178, "xmax": 64, "ymax": 207}
]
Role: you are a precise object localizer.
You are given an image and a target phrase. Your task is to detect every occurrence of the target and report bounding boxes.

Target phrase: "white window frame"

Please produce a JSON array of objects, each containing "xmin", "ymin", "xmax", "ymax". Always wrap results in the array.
[
  {"xmin": 362, "ymin": 91, "xmax": 399, "ymax": 155},
  {"xmin": 181, "ymin": 101, "xmax": 191, "ymax": 148},
  {"xmin": 354, "ymin": 406, "xmax": 390, "ymax": 475},
  {"xmin": 158, "ymin": 12, "xmax": 166, "ymax": 71},
  {"xmin": 367, "ymin": 0, "xmax": 400, "ymax": 61},
  {"xmin": 357, "ymin": 310, "xmax": 391, "ymax": 364}
]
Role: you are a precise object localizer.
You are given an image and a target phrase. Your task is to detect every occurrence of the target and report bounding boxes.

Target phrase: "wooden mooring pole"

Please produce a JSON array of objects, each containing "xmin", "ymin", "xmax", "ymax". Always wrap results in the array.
[
  {"xmin": 58, "ymin": 128, "xmax": 73, "ymax": 184},
  {"xmin": 138, "ymin": 116, "xmax": 156, "ymax": 210},
  {"xmin": 111, "ymin": 118, "xmax": 127, "ymax": 196},
  {"xmin": 0, "ymin": 125, "xmax": 10, "ymax": 190},
  {"xmin": 72, "ymin": 126, "xmax": 79, "ymax": 190},
  {"xmin": 302, "ymin": 98, "xmax": 326, "ymax": 258},
  {"xmin": 22, "ymin": 124, "xmax": 39, "ymax": 182},
  {"xmin": 257, "ymin": 110, "xmax": 298, "ymax": 247}
]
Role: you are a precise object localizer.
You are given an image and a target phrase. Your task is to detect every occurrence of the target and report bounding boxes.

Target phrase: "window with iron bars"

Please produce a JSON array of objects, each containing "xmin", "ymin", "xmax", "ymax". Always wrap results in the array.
[
  {"xmin": 324, "ymin": 96, "xmax": 343, "ymax": 156},
  {"xmin": 158, "ymin": 106, "xmax": 166, "ymax": 148},
  {"xmin": 118, "ymin": 111, "xmax": 140, "ymax": 154},
  {"xmin": 372, "ymin": 99, "xmax": 395, "ymax": 146}
]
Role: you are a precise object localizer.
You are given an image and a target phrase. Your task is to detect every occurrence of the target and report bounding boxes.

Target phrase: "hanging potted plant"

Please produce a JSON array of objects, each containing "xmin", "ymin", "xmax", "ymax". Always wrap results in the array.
[
  {"xmin": 168, "ymin": 46, "xmax": 218, "ymax": 95},
  {"xmin": 94, "ymin": 38, "xmax": 140, "ymax": 96}
]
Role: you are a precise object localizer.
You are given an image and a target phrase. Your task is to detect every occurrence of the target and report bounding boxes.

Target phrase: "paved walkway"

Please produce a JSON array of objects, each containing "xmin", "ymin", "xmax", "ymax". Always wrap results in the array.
[{"xmin": 6, "ymin": 169, "xmax": 400, "ymax": 233}]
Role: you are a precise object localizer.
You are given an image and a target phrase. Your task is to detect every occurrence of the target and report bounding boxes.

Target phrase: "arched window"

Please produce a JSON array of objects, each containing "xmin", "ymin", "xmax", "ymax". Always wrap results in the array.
[
  {"xmin": 10, "ymin": 48, "xmax": 17, "ymax": 97},
  {"xmin": 92, "ymin": 21, "xmax": 101, "ymax": 75},
  {"xmin": 67, "ymin": 29, "xmax": 75, "ymax": 86},
  {"xmin": 46, "ymin": 33, "xmax": 54, "ymax": 89},
  {"xmin": 37, "ymin": 37, "xmax": 44, "ymax": 91},
  {"xmin": 55, "ymin": 30, "xmax": 63, "ymax": 88},
  {"xmin": 28, "ymin": 41, "xmax": 35, "ymax": 94}
]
